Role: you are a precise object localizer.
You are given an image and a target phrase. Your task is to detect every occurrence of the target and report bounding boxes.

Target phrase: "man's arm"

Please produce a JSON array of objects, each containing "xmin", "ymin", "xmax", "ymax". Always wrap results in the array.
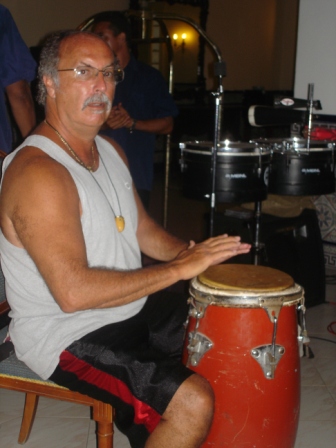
[
  {"xmin": 0, "ymin": 146, "xmax": 250, "ymax": 314},
  {"xmin": 6, "ymin": 80, "xmax": 36, "ymax": 138}
]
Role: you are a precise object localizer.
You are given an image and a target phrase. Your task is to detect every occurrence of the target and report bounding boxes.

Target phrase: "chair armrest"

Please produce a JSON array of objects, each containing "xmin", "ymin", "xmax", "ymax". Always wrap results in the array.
[
  {"xmin": 0, "ymin": 299, "xmax": 11, "ymax": 331},
  {"xmin": 0, "ymin": 340, "xmax": 14, "ymax": 362},
  {"xmin": 0, "ymin": 301, "xmax": 10, "ymax": 314}
]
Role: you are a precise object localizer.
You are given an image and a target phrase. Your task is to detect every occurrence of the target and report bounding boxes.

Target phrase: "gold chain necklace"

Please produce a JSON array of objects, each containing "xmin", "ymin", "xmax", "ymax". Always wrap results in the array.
[
  {"xmin": 44, "ymin": 120, "xmax": 95, "ymax": 172},
  {"xmin": 44, "ymin": 119, "xmax": 125, "ymax": 232},
  {"xmin": 92, "ymin": 153, "xmax": 125, "ymax": 233}
]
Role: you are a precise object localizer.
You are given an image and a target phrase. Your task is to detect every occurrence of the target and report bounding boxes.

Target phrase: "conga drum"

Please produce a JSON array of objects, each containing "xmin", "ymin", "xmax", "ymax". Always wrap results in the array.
[{"xmin": 183, "ymin": 264, "xmax": 304, "ymax": 448}]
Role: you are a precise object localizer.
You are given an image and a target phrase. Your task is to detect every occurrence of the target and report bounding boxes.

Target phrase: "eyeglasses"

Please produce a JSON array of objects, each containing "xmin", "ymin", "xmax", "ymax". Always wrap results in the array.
[{"xmin": 57, "ymin": 65, "xmax": 124, "ymax": 84}]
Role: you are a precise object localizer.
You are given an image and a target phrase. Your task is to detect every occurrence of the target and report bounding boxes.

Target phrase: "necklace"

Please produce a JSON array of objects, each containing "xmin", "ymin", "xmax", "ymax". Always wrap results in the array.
[
  {"xmin": 91, "ymin": 153, "xmax": 125, "ymax": 232},
  {"xmin": 44, "ymin": 119, "xmax": 125, "ymax": 232},
  {"xmin": 44, "ymin": 120, "xmax": 96, "ymax": 172}
]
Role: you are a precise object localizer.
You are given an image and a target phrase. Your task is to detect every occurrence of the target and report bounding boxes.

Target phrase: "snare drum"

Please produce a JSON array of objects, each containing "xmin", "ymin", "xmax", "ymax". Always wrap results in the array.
[
  {"xmin": 180, "ymin": 140, "xmax": 270, "ymax": 203},
  {"xmin": 254, "ymin": 137, "xmax": 335, "ymax": 195},
  {"xmin": 183, "ymin": 264, "xmax": 304, "ymax": 448}
]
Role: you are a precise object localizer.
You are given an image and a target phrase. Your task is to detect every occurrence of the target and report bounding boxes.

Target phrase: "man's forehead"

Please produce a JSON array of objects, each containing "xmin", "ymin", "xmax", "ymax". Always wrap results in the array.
[{"xmin": 59, "ymin": 34, "xmax": 114, "ymax": 66}]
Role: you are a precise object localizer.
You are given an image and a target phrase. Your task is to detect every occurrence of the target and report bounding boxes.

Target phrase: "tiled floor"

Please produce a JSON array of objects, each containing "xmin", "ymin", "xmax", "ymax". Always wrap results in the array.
[{"xmin": 1, "ymin": 168, "xmax": 336, "ymax": 447}]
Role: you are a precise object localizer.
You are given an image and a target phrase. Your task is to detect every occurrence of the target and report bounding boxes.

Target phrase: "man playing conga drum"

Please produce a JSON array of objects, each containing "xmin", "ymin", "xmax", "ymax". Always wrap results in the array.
[{"xmin": 0, "ymin": 30, "xmax": 251, "ymax": 447}]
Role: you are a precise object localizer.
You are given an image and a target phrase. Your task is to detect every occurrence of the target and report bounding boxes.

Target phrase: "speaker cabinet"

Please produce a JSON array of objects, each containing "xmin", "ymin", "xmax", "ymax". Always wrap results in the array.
[{"xmin": 210, "ymin": 208, "xmax": 325, "ymax": 308}]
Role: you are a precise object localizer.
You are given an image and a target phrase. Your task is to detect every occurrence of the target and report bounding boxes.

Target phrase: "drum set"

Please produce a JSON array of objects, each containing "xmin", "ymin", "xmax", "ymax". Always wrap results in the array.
[
  {"xmin": 180, "ymin": 137, "xmax": 335, "ymax": 201},
  {"xmin": 178, "ymin": 76, "xmax": 326, "ymax": 445},
  {"xmin": 179, "ymin": 136, "xmax": 326, "ymax": 446},
  {"xmin": 180, "ymin": 136, "xmax": 335, "ymax": 263}
]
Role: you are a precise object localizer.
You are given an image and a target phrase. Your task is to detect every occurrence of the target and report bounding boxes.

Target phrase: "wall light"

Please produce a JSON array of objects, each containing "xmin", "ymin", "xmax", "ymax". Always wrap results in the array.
[{"xmin": 172, "ymin": 33, "xmax": 187, "ymax": 53}]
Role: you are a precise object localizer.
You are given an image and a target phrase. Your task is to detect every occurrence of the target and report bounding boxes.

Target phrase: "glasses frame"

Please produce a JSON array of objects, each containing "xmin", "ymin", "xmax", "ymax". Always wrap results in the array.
[{"xmin": 57, "ymin": 65, "xmax": 124, "ymax": 84}]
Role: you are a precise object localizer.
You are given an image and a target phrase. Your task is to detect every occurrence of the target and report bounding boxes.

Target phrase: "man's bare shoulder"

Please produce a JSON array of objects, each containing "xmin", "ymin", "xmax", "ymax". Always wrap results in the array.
[
  {"xmin": 3, "ymin": 145, "xmax": 72, "ymax": 187},
  {"xmin": 0, "ymin": 145, "xmax": 80, "ymax": 248}
]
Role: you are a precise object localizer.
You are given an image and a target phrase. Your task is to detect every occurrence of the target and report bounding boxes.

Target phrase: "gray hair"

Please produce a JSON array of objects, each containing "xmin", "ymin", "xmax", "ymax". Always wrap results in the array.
[{"xmin": 36, "ymin": 30, "xmax": 97, "ymax": 105}]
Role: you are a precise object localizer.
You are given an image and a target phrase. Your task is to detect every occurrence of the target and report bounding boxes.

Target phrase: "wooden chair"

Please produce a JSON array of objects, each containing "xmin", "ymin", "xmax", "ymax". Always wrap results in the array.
[{"xmin": 0, "ymin": 268, "xmax": 114, "ymax": 447}]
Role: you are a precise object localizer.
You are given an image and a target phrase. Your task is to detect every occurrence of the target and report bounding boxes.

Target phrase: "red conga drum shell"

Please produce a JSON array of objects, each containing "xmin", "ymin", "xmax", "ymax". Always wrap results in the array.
[{"xmin": 183, "ymin": 264, "xmax": 304, "ymax": 448}]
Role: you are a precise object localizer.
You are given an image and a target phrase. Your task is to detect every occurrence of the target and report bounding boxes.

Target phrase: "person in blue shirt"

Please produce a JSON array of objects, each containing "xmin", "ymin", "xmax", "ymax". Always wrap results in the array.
[
  {"xmin": 0, "ymin": 4, "xmax": 36, "ymax": 154},
  {"xmin": 93, "ymin": 11, "xmax": 178, "ymax": 209}
]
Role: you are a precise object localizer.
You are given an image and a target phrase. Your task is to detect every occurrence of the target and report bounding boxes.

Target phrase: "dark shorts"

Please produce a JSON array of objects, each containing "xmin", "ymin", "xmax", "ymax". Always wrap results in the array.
[{"xmin": 49, "ymin": 290, "xmax": 193, "ymax": 448}]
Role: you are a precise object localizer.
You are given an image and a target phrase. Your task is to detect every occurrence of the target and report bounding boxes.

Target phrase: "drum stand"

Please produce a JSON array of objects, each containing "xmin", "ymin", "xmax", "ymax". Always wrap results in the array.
[
  {"xmin": 252, "ymin": 200, "xmax": 264, "ymax": 265},
  {"xmin": 251, "ymin": 83, "xmax": 321, "ymax": 265},
  {"xmin": 209, "ymin": 62, "xmax": 227, "ymax": 237}
]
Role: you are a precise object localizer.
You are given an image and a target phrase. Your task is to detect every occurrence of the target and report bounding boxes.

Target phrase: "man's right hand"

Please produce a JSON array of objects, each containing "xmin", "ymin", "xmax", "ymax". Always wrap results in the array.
[{"xmin": 172, "ymin": 234, "xmax": 251, "ymax": 281}]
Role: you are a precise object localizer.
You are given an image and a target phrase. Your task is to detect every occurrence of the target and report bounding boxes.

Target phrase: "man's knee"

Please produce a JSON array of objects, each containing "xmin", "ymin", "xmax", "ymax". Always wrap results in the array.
[
  {"xmin": 167, "ymin": 373, "xmax": 214, "ymax": 423},
  {"xmin": 184, "ymin": 374, "xmax": 214, "ymax": 418}
]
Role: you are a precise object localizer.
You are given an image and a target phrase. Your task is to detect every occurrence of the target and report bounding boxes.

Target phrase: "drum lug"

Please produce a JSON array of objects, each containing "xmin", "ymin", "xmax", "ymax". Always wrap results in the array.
[
  {"xmin": 187, "ymin": 332, "xmax": 213, "ymax": 367},
  {"xmin": 258, "ymin": 297, "xmax": 284, "ymax": 323},
  {"xmin": 250, "ymin": 344, "xmax": 285, "ymax": 379},
  {"xmin": 188, "ymin": 297, "xmax": 209, "ymax": 319}
]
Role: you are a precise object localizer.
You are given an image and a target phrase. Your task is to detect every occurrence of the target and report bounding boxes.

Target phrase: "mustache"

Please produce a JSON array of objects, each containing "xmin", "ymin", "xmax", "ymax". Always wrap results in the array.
[{"xmin": 82, "ymin": 93, "xmax": 112, "ymax": 110}]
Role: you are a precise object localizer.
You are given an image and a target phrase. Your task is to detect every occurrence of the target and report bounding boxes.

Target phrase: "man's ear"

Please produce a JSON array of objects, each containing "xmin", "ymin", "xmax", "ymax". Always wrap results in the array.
[
  {"xmin": 43, "ymin": 75, "xmax": 57, "ymax": 99},
  {"xmin": 117, "ymin": 32, "xmax": 126, "ymax": 46}
]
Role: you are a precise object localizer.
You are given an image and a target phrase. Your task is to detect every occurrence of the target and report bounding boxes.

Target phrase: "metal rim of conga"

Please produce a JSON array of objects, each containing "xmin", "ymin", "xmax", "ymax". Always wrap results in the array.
[{"xmin": 189, "ymin": 277, "xmax": 304, "ymax": 308}]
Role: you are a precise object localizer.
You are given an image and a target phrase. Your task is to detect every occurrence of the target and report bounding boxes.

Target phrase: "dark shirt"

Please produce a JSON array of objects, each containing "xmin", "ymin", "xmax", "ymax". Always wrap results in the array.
[
  {"xmin": 100, "ymin": 54, "xmax": 178, "ymax": 191},
  {"xmin": 0, "ymin": 5, "xmax": 36, "ymax": 153}
]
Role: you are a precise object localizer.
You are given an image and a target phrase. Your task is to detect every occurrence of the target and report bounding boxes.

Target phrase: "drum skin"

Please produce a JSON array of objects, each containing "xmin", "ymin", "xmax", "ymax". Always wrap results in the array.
[{"xmin": 183, "ymin": 302, "xmax": 301, "ymax": 447}]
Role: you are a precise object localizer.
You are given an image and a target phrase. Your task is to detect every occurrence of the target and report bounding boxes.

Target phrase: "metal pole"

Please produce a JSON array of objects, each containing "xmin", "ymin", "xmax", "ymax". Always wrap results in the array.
[
  {"xmin": 209, "ymin": 66, "xmax": 225, "ymax": 236},
  {"xmin": 306, "ymin": 83, "xmax": 314, "ymax": 151}
]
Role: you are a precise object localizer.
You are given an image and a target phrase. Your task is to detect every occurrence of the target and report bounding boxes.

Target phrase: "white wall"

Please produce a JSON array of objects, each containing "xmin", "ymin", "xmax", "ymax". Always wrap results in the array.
[
  {"xmin": 204, "ymin": 0, "xmax": 298, "ymax": 91},
  {"xmin": 1, "ymin": 0, "xmax": 128, "ymax": 47},
  {"xmin": 294, "ymin": 0, "xmax": 336, "ymax": 115}
]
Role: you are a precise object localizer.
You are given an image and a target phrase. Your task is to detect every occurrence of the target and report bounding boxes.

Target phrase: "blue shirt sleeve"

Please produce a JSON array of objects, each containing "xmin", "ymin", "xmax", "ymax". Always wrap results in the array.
[{"xmin": 0, "ymin": 5, "xmax": 37, "ymax": 89}]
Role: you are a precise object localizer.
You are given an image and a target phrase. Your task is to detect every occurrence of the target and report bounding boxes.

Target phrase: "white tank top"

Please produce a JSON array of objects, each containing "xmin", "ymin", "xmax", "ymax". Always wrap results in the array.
[{"xmin": 0, "ymin": 135, "xmax": 146, "ymax": 379}]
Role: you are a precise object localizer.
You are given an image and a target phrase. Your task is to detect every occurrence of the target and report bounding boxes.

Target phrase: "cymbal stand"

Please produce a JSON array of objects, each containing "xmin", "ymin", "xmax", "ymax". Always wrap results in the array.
[
  {"xmin": 252, "ymin": 200, "xmax": 264, "ymax": 265},
  {"xmin": 209, "ymin": 63, "xmax": 226, "ymax": 236}
]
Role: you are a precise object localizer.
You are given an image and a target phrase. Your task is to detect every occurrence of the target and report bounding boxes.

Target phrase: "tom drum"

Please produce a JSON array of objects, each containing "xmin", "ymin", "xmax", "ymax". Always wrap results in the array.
[
  {"xmin": 254, "ymin": 137, "xmax": 335, "ymax": 196},
  {"xmin": 180, "ymin": 140, "xmax": 270, "ymax": 203}
]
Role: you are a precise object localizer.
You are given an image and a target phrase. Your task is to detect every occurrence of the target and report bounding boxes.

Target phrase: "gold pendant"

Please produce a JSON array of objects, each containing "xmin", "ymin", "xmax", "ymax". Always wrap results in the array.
[{"xmin": 115, "ymin": 215, "xmax": 125, "ymax": 232}]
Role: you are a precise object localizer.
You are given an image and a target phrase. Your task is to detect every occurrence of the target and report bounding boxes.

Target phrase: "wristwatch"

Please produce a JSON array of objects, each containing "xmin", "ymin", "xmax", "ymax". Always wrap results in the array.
[{"xmin": 129, "ymin": 119, "xmax": 137, "ymax": 133}]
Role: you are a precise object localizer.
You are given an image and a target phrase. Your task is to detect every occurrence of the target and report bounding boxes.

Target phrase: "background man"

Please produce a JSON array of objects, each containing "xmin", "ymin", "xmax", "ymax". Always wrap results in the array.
[
  {"xmin": 0, "ymin": 4, "xmax": 36, "ymax": 154},
  {"xmin": 0, "ymin": 30, "xmax": 250, "ymax": 447},
  {"xmin": 93, "ymin": 11, "xmax": 178, "ymax": 209}
]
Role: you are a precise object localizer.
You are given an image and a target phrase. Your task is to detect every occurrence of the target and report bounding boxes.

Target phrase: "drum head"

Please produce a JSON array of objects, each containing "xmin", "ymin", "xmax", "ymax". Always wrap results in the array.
[
  {"xmin": 198, "ymin": 264, "xmax": 294, "ymax": 292},
  {"xmin": 181, "ymin": 140, "xmax": 270, "ymax": 156}
]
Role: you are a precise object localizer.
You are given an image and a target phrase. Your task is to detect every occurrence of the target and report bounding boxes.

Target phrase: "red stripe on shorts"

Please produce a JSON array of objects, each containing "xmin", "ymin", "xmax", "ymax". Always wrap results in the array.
[{"xmin": 59, "ymin": 350, "xmax": 161, "ymax": 433}]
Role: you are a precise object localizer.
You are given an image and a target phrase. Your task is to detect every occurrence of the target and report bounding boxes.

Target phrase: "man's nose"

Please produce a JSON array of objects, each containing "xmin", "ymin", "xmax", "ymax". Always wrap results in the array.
[{"xmin": 94, "ymin": 72, "xmax": 109, "ymax": 91}]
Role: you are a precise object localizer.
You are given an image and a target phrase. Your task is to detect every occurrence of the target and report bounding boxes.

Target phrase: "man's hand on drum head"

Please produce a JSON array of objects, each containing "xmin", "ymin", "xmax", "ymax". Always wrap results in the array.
[{"xmin": 173, "ymin": 234, "xmax": 251, "ymax": 280}]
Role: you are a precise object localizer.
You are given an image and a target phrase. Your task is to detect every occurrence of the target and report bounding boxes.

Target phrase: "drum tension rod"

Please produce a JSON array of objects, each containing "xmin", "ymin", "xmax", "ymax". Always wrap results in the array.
[{"xmin": 251, "ymin": 304, "xmax": 285, "ymax": 379}]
